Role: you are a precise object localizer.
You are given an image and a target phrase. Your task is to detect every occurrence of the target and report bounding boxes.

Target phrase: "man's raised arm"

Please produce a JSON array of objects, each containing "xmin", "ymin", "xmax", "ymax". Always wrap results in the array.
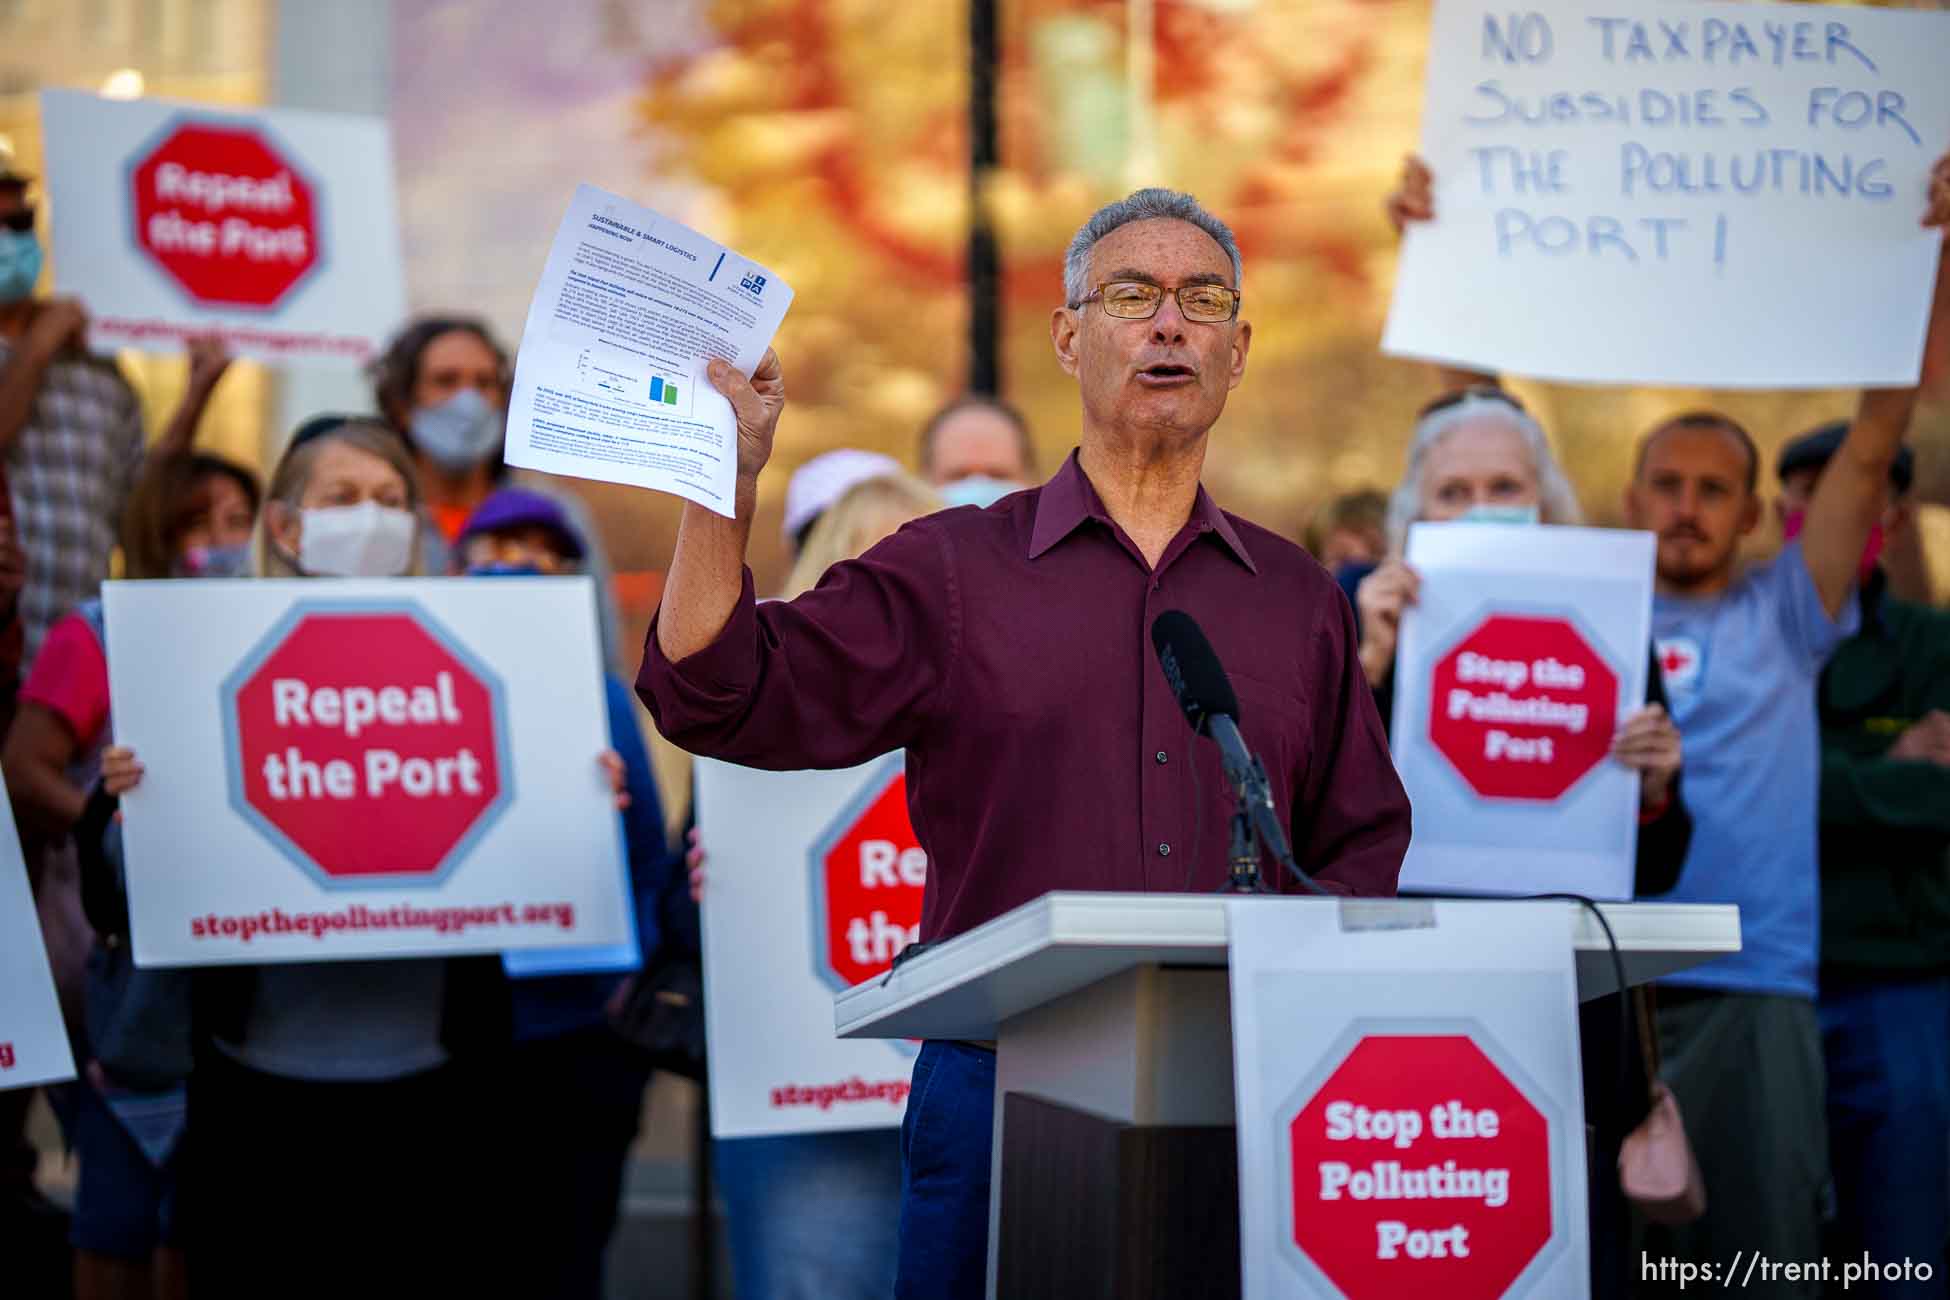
[
  {"xmin": 1801, "ymin": 151, "xmax": 1950, "ymax": 619},
  {"xmin": 657, "ymin": 349, "xmax": 785, "ymax": 663}
]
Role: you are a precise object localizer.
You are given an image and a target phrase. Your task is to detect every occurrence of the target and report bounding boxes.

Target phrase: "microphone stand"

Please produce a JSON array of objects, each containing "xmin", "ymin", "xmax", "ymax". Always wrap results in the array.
[{"xmin": 1220, "ymin": 804, "xmax": 1270, "ymax": 894}]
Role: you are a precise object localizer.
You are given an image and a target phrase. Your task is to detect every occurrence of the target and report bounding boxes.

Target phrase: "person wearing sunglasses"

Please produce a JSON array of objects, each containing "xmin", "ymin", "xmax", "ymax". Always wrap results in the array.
[
  {"xmin": 1386, "ymin": 147, "xmax": 1950, "ymax": 1295},
  {"xmin": 641, "ymin": 187, "xmax": 1410, "ymax": 1299}
]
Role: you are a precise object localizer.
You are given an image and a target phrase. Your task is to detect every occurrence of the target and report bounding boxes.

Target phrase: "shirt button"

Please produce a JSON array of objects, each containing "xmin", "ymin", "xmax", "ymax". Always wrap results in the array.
[
  {"xmin": 1157, "ymin": 842, "xmax": 1172, "ymax": 857},
  {"xmin": 1155, "ymin": 750, "xmax": 1168, "ymax": 764}
]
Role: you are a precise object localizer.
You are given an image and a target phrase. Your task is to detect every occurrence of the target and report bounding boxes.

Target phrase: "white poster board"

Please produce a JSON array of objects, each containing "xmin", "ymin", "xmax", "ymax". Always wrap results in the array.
[
  {"xmin": 0, "ymin": 772, "xmax": 76, "ymax": 1091},
  {"xmin": 1392, "ymin": 524, "xmax": 1653, "ymax": 900},
  {"xmin": 1383, "ymin": 0, "xmax": 1950, "ymax": 387},
  {"xmin": 38, "ymin": 89, "xmax": 407, "ymax": 365},
  {"xmin": 505, "ymin": 185, "xmax": 793, "ymax": 515},
  {"xmin": 103, "ymin": 577, "xmax": 631, "ymax": 967},
  {"xmin": 697, "ymin": 756, "xmax": 924, "ymax": 1139},
  {"xmin": 1229, "ymin": 898, "xmax": 1588, "ymax": 1300}
]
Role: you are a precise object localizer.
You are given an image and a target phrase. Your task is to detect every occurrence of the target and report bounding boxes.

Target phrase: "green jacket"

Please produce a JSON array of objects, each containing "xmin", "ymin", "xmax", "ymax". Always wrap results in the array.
[{"xmin": 1818, "ymin": 576, "xmax": 1950, "ymax": 980}]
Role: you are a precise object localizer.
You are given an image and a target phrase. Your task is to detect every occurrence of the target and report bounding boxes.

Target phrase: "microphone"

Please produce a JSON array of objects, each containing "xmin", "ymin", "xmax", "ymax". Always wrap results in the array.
[
  {"xmin": 1150, "ymin": 610, "xmax": 1326, "ymax": 894},
  {"xmin": 1150, "ymin": 610, "xmax": 1252, "ymax": 788}
]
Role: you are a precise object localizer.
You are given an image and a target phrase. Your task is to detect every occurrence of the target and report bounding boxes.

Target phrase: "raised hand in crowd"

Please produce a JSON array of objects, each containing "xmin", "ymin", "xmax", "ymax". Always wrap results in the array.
[
  {"xmin": 1925, "ymin": 150, "xmax": 1950, "ymax": 230},
  {"xmin": 1610, "ymin": 702, "xmax": 1682, "ymax": 810},
  {"xmin": 157, "ymin": 332, "xmax": 235, "ymax": 456},
  {"xmin": 1354, "ymin": 559, "xmax": 1419, "ymax": 688},
  {"xmin": 1888, "ymin": 709, "xmax": 1950, "ymax": 768},
  {"xmin": 686, "ymin": 826, "xmax": 706, "ymax": 903},
  {"xmin": 100, "ymin": 743, "xmax": 142, "ymax": 797},
  {"xmin": 23, "ymin": 295, "xmax": 86, "ymax": 356},
  {"xmin": 1383, "ymin": 154, "xmax": 1433, "ymax": 234}
]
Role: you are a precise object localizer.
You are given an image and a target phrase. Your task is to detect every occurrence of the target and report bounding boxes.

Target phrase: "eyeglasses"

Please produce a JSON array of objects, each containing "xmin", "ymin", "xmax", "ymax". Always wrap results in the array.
[
  {"xmin": 1071, "ymin": 280, "xmax": 1241, "ymax": 323},
  {"xmin": 1416, "ymin": 384, "xmax": 1528, "ymax": 420},
  {"xmin": 1, "ymin": 207, "xmax": 34, "ymax": 235}
]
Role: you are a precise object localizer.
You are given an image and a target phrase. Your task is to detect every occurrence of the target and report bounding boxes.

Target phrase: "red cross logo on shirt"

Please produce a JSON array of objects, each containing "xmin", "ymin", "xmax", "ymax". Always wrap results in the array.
[{"xmin": 1654, "ymin": 637, "xmax": 1702, "ymax": 693}]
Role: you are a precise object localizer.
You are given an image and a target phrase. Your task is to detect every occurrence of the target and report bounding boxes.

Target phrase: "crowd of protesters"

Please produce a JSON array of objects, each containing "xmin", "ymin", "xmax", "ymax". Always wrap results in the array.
[{"xmin": 2, "ymin": 119, "xmax": 1949, "ymax": 1300}]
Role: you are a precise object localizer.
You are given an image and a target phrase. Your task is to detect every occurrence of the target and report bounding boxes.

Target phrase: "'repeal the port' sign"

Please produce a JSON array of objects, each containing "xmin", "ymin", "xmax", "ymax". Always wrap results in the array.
[
  {"xmin": 697, "ymin": 756, "xmax": 925, "ymax": 1140},
  {"xmin": 102, "ymin": 578, "xmax": 631, "ymax": 968},
  {"xmin": 132, "ymin": 123, "xmax": 321, "ymax": 309},
  {"xmin": 39, "ymin": 88, "xmax": 405, "ymax": 364},
  {"xmin": 225, "ymin": 605, "xmax": 509, "ymax": 886}
]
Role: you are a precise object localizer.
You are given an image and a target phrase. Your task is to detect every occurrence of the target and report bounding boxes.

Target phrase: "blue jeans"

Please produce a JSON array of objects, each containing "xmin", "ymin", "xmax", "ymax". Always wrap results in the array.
[
  {"xmin": 1821, "ymin": 974, "xmax": 1950, "ymax": 1299},
  {"xmin": 715, "ymin": 1129, "xmax": 902, "ymax": 1300},
  {"xmin": 896, "ymin": 1041, "xmax": 996, "ymax": 1300}
]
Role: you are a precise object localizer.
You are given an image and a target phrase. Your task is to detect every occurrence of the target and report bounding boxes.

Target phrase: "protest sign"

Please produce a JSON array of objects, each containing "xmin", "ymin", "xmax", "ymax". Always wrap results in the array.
[
  {"xmin": 0, "ymin": 772, "xmax": 76, "ymax": 1091},
  {"xmin": 103, "ymin": 577, "xmax": 631, "ymax": 967},
  {"xmin": 38, "ymin": 89, "xmax": 406, "ymax": 365},
  {"xmin": 505, "ymin": 185, "xmax": 794, "ymax": 515},
  {"xmin": 697, "ymin": 756, "xmax": 923, "ymax": 1138},
  {"xmin": 1383, "ymin": 0, "xmax": 1950, "ymax": 387},
  {"xmin": 1392, "ymin": 523, "xmax": 1653, "ymax": 900},
  {"xmin": 1229, "ymin": 898, "xmax": 1587, "ymax": 1300}
]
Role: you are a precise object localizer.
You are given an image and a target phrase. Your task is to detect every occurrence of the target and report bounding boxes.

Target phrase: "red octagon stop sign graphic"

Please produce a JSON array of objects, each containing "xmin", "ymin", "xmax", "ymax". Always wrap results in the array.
[
  {"xmin": 809, "ymin": 760, "xmax": 926, "ymax": 990},
  {"xmin": 1285, "ymin": 1034, "xmax": 1554, "ymax": 1299},
  {"xmin": 224, "ymin": 605, "xmax": 509, "ymax": 886},
  {"xmin": 1428, "ymin": 614, "xmax": 1618, "ymax": 801},
  {"xmin": 131, "ymin": 120, "xmax": 320, "ymax": 308}
]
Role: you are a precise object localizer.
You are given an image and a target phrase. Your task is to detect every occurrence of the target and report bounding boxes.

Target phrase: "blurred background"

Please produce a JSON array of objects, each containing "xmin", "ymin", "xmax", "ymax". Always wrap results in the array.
[{"xmin": 3, "ymin": 1, "xmax": 1947, "ymax": 1293}]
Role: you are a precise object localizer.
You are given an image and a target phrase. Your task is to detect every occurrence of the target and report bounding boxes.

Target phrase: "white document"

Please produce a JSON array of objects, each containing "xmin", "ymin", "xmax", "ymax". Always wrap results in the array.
[
  {"xmin": 697, "ymin": 756, "xmax": 923, "ymax": 1139},
  {"xmin": 39, "ymin": 89, "xmax": 406, "ymax": 366},
  {"xmin": 1392, "ymin": 524, "xmax": 1653, "ymax": 901},
  {"xmin": 104, "ymin": 577, "xmax": 631, "ymax": 968},
  {"xmin": 1383, "ymin": 0, "xmax": 1950, "ymax": 387},
  {"xmin": 0, "ymin": 772, "xmax": 77, "ymax": 1092},
  {"xmin": 505, "ymin": 186, "xmax": 794, "ymax": 514},
  {"xmin": 1229, "ymin": 897, "xmax": 1588, "ymax": 1300}
]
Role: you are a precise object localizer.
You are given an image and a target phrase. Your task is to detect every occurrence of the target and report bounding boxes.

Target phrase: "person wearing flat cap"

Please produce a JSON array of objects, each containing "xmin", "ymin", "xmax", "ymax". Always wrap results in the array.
[{"xmin": 1776, "ymin": 422, "xmax": 1950, "ymax": 1284}]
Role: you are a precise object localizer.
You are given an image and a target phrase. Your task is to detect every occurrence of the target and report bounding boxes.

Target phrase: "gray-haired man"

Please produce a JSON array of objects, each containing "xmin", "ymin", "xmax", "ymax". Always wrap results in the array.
[{"xmin": 639, "ymin": 188, "xmax": 1409, "ymax": 1296}]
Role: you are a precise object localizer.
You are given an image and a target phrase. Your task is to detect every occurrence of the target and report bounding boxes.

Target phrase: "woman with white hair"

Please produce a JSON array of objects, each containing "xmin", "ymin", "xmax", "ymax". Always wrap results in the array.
[
  {"xmin": 1346, "ymin": 380, "xmax": 1691, "ymax": 1300},
  {"xmin": 1349, "ymin": 383, "xmax": 1686, "ymax": 848}
]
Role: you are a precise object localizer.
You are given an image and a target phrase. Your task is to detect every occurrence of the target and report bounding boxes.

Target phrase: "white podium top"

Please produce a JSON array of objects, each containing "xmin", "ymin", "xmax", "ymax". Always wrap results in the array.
[{"xmin": 836, "ymin": 892, "xmax": 1740, "ymax": 1042}]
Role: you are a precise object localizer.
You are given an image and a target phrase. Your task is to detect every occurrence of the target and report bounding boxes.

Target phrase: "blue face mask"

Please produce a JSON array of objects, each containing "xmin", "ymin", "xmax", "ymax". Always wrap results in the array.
[
  {"xmin": 466, "ymin": 562, "xmax": 547, "ymax": 578},
  {"xmin": 1458, "ymin": 503, "xmax": 1541, "ymax": 526},
  {"xmin": 0, "ymin": 229, "xmax": 43, "ymax": 304},
  {"xmin": 939, "ymin": 475, "xmax": 1023, "ymax": 510},
  {"xmin": 174, "ymin": 543, "xmax": 252, "ymax": 578},
  {"xmin": 411, "ymin": 389, "xmax": 503, "ymax": 473}
]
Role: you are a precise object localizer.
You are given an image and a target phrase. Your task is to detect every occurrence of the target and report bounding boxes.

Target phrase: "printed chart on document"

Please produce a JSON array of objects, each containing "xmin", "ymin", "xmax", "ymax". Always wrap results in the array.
[{"xmin": 571, "ymin": 339, "xmax": 696, "ymax": 420}]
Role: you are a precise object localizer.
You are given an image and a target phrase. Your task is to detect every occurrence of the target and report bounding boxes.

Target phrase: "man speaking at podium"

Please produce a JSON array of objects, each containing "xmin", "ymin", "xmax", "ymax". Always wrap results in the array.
[{"xmin": 638, "ymin": 189, "xmax": 1410, "ymax": 1297}]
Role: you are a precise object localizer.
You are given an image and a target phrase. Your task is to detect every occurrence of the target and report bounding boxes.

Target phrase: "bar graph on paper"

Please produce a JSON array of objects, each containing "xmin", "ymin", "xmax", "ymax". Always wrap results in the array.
[{"xmin": 571, "ymin": 338, "xmax": 694, "ymax": 417}]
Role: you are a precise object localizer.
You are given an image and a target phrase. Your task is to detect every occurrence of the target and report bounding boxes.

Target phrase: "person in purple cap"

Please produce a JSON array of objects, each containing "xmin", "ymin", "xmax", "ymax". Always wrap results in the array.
[{"xmin": 453, "ymin": 486, "xmax": 681, "ymax": 1300}]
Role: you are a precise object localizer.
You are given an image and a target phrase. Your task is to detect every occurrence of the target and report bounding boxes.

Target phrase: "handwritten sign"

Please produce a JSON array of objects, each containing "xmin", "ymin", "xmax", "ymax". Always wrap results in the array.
[{"xmin": 1383, "ymin": 0, "xmax": 1950, "ymax": 387}]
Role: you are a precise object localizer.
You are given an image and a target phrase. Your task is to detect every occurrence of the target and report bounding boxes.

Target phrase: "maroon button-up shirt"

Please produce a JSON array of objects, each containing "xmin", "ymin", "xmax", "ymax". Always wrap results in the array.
[{"xmin": 638, "ymin": 451, "xmax": 1410, "ymax": 943}]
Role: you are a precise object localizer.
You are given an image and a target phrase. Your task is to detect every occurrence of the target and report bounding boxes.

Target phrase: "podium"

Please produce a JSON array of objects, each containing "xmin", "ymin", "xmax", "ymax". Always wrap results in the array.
[{"xmin": 836, "ymin": 892, "xmax": 1740, "ymax": 1300}]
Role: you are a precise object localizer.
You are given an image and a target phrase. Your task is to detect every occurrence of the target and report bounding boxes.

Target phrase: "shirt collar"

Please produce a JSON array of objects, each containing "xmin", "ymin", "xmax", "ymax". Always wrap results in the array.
[{"xmin": 1028, "ymin": 449, "xmax": 1257, "ymax": 575}]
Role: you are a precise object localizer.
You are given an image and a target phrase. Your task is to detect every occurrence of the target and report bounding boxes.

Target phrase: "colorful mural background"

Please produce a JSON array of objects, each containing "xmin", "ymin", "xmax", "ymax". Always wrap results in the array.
[{"xmin": 394, "ymin": 0, "xmax": 1950, "ymax": 596}]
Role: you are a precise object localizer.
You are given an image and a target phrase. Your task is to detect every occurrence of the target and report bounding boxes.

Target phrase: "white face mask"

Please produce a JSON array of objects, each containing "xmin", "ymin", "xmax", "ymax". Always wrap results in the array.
[
  {"xmin": 1458, "ymin": 503, "xmax": 1541, "ymax": 526},
  {"xmin": 297, "ymin": 502, "xmax": 416, "ymax": 577}
]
